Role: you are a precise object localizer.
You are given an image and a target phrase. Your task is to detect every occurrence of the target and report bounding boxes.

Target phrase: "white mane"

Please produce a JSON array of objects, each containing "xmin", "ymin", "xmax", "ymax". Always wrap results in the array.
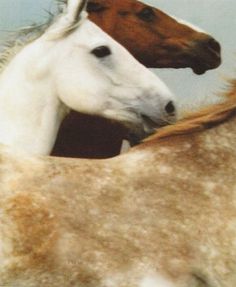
[
  {"xmin": 0, "ymin": 0, "xmax": 75, "ymax": 74},
  {"xmin": 0, "ymin": 23, "xmax": 53, "ymax": 75}
]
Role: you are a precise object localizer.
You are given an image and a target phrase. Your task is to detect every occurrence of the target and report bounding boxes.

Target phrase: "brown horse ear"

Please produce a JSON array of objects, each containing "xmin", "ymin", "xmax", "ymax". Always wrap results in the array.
[{"xmin": 87, "ymin": 1, "xmax": 108, "ymax": 13}]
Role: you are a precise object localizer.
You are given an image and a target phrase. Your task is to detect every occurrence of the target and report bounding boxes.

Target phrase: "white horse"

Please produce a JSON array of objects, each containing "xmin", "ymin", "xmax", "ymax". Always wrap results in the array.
[{"xmin": 0, "ymin": 0, "xmax": 176, "ymax": 156}]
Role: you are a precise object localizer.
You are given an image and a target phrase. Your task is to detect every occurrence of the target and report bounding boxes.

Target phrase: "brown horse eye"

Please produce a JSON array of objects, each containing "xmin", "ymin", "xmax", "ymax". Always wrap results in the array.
[
  {"xmin": 137, "ymin": 7, "xmax": 156, "ymax": 22},
  {"xmin": 91, "ymin": 46, "xmax": 112, "ymax": 58},
  {"xmin": 86, "ymin": 2, "xmax": 107, "ymax": 13}
]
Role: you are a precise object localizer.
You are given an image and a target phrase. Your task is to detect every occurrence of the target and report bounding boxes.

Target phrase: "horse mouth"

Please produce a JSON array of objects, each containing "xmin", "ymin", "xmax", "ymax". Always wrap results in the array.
[
  {"xmin": 125, "ymin": 114, "xmax": 175, "ymax": 146},
  {"xmin": 190, "ymin": 39, "xmax": 222, "ymax": 74},
  {"xmin": 154, "ymin": 51, "xmax": 221, "ymax": 75},
  {"xmin": 161, "ymin": 38, "xmax": 222, "ymax": 75},
  {"xmin": 191, "ymin": 52, "xmax": 221, "ymax": 75}
]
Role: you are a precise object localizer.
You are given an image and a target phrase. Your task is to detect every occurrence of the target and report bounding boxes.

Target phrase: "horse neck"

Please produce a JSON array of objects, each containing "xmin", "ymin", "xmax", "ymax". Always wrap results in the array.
[{"xmin": 0, "ymin": 39, "xmax": 69, "ymax": 155}]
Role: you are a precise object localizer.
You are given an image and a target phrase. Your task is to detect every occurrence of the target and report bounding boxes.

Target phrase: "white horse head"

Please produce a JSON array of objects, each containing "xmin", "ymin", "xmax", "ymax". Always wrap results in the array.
[{"xmin": 0, "ymin": 0, "xmax": 176, "ymax": 155}]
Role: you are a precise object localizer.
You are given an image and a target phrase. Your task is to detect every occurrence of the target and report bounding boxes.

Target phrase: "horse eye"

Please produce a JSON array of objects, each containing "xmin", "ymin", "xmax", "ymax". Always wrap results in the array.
[
  {"xmin": 87, "ymin": 2, "xmax": 107, "ymax": 13},
  {"xmin": 137, "ymin": 7, "xmax": 156, "ymax": 22},
  {"xmin": 91, "ymin": 46, "xmax": 112, "ymax": 58}
]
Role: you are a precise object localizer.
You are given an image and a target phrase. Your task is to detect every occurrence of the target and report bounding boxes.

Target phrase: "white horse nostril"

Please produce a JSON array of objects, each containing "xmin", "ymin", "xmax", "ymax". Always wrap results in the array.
[{"xmin": 165, "ymin": 101, "xmax": 175, "ymax": 115}]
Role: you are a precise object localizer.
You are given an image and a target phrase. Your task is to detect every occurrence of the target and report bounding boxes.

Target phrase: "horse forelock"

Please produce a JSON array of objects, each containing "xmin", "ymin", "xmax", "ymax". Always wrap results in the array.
[{"xmin": 144, "ymin": 80, "xmax": 236, "ymax": 144}]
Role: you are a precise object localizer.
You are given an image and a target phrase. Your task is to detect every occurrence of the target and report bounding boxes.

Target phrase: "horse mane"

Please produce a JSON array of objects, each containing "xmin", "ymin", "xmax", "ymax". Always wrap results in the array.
[
  {"xmin": 145, "ymin": 79, "xmax": 236, "ymax": 143},
  {"xmin": 0, "ymin": 22, "xmax": 52, "ymax": 74},
  {"xmin": 0, "ymin": 0, "xmax": 73, "ymax": 74}
]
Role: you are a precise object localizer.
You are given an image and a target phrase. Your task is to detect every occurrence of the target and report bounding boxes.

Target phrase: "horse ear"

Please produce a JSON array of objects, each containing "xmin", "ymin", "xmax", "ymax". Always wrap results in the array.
[
  {"xmin": 66, "ymin": 0, "xmax": 88, "ymax": 23},
  {"xmin": 44, "ymin": 0, "xmax": 88, "ymax": 39}
]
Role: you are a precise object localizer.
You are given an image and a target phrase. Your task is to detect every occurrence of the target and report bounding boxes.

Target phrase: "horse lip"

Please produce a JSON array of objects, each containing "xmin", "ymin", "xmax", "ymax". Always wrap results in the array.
[
  {"xmin": 141, "ymin": 114, "xmax": 159, "ymax": 128},
  {"xmin": 190, "ymin": 45, "xmax": 222, "ymax": 75},
  {"xmin": 154, "ymin": 52, "xmax": 221, "ymax": 74},
  {"xmin": 123, "ymin": 110, "xmax": 177, "ymax": 146},
  {"xmin": 192, "ymin": 66, "xmax": 207, "ymax": 75},
  {"xmin": 190, "ymin": 51, "xmax": 221, "ymax": 74},
  {"xmin": 124, "ymin": 116, "xmax": 160, "ymax": 146},
  {"xmin": 132, "ymin": 114, "xmax": 173, "ymax": 143}
]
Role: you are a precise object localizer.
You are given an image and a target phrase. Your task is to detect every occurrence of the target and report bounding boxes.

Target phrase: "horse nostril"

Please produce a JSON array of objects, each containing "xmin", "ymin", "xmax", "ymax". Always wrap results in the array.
[
  {"xmin": 165, "ymin": 101, "xmax": 175, "ymax": 115},
  {"xmin": 207, "ymin": 38, "xmax": 221, "ymax": 54}
]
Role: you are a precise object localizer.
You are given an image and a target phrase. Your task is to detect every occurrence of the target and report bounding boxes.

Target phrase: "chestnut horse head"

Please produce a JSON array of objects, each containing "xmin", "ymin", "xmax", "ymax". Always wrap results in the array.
[{"xmin": 87, "ymin": 0, "xmax": 221, "ymax": 74}]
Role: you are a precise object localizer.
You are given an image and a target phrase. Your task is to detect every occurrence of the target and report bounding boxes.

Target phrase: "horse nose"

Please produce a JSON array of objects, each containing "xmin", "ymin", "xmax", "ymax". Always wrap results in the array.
[
  {"xmin": 190, "ymin": 35, "xmax": 221, "ymax": 74},
  {"xmin": 195, "ymin": 35, "xmax": 221, "ymax": 56},
  {"xmin": 165, "ymin": 101, "xmax": 175, "ymax": 115},
  {"xmin": 205, "ymin": 37, "xmax": 221, "ymax": 54}
]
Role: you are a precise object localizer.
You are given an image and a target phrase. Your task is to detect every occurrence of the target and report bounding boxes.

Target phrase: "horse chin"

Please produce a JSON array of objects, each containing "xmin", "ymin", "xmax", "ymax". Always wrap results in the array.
[
  {"xmin": 190, "ymin": 52, "xmax": 222, "ymax": 75},
  {"xmin": 153, "ymin": 59, "xmax": 210, "ymax": 75},
  {"xmin": 117, "ymin": 126, "xmax": 146, "ymax": 148},
  {"xmin": 124, "ymin": 124, "xmax": 157, "ymax": 147},
  {"xmin": 192, "ymin": 66, "xmax": 207, "ymax": 75},
  {"xmin": 161, "ymin": 47, "xmax": 222, "ymax": 75},
  {"xmin": 122, "ymin": 113, "xmax": 176, "ymax": 147},
  {"xmin": 191, "ymin": 61, "xmax": 220, "ymax": 75}
]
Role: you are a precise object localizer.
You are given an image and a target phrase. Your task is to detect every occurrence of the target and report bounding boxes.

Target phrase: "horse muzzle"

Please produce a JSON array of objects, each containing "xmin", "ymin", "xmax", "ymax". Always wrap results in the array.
[
  {"xmin": 154, "ymin": 35, "xmax": 221, "ymax": 75},
  {"xmin": 189, "ymin": 35, "xmax": 221, "ymax": 75},
  {"xmin": 125, "ymin": 100, "xmax": 177, "ymax": 145}
]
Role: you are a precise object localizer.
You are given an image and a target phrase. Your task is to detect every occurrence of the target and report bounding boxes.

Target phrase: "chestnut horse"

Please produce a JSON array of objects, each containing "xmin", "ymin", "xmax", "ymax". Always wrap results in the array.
[
  {"xmin": 0, "ymin": 80, "xmax": 236, "ymax": 286},
  {"xmin": 52, "ymin": 0, "xmax": 221, "ymax": 159}
]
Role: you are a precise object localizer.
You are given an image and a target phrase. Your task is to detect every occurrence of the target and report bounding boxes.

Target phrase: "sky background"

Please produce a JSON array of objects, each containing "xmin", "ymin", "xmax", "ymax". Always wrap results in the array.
[{"xmin": 0, "ymin": 0, "xmax": 235, "ymax": 112}]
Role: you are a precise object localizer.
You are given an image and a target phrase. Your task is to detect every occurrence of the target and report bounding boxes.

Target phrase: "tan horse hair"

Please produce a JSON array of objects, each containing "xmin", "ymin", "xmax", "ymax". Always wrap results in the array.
[
  {"xmin": 1, "ymin": 79, "xmax": 236, "ymax": 287},
  {"xmin": 144, "ymin": 80, "xmax": 236, "ymax": 144}
]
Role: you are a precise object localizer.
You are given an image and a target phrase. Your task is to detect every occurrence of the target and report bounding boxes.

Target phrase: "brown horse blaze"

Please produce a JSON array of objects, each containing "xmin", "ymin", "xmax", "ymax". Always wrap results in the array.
[{"xmin": 52, "ymin": 0, "xmax": 222, "ymax": 159}]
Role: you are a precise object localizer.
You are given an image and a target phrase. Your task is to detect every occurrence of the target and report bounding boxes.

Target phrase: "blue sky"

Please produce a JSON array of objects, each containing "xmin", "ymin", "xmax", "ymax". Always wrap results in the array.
[{"xmin": 0, "ymin": 0, "xmax": 235, "ymax": 111}]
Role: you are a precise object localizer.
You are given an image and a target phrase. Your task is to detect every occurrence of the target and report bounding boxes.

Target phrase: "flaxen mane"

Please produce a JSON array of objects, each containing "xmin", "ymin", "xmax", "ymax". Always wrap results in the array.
[{"xmin": 145, "ymin": 79, "xmax": 236, "ymax": 143}]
